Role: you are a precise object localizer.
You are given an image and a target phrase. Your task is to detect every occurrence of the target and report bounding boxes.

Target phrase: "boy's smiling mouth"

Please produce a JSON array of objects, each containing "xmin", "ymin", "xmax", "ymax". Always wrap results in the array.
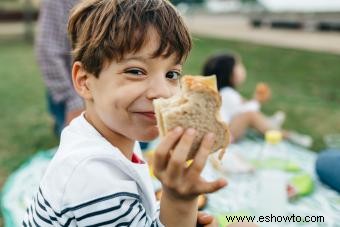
[{"xmin": 133, "ymin": 111, "xmax": 156, "ymax": 122}]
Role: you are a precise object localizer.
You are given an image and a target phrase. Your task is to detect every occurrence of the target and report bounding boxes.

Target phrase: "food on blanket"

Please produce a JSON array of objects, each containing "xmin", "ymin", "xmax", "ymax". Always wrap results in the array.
[
  {"xmin": 155, "ymin": 189, "xmax": 207, "ymax": 210},
  {"xmin": 289, "ymin": 174, "xmax": 314, "ymax": 198},
  {"xmin": 287, "ymin": 184, "xmax": 297, "ymax": 199},
  {"xmin": 153, "ymin": 75, "xmax": 229, "ymax": 160},
  {"xmin": 255, "ymin": 82, "xmax": 271, "ymax": 103}
]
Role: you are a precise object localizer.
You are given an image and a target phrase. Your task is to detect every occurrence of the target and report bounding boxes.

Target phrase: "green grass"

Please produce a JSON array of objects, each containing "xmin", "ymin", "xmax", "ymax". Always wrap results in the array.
[
  {"xmin": 0, "ymin": 36, "xmax": 339, "ymax": 225},
  {"xmin": 0, "ymin": 38, "xmax": 58, "ymax": 224},
  {"xmin": 0, "ymin": 38, "xmax": 58, "ymax": 226}
]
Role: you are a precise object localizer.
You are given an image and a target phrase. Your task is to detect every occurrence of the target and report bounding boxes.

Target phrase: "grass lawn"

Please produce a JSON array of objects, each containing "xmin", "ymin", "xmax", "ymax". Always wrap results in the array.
[
  {"xmin": 0, "ymin": 38, "xmax": 58, "ymax": 226},
  {"xmin": 0, "ymin": 36, "xmax": 339, "ymax": 225},
  {"xmin": 0, "ymin": 38, "xmax": 58, "ymax": 182}
]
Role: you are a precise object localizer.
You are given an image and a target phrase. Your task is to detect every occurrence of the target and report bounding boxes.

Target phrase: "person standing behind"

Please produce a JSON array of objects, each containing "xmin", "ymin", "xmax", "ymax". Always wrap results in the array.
[{"xmin": 36, "ymin": 0, "xmax": 83, "ymax": 136}]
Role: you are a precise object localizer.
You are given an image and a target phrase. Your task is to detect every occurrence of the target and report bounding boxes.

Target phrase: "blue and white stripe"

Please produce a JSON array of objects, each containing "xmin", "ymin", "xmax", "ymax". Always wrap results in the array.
[{"xmin": 23, "ymin": 188, "xmax": 161, "ymax": 227}]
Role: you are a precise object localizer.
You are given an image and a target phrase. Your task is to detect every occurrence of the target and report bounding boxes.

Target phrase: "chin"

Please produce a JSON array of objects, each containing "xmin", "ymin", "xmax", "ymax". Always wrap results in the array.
[{"xmin": 136, "ymin": 127, "xmax": 159, "ymax": 141}]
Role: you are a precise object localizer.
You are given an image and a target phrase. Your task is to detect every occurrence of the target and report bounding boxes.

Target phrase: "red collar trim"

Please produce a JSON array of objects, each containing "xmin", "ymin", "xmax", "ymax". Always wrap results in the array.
[{"xmin": 131, "ymin": 153, "xmax": 144, "ymax": 164}]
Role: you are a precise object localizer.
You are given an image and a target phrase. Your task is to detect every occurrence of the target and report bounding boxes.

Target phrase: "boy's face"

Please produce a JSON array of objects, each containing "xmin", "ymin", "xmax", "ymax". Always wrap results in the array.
[{"xmin": 84, "ymin": 29, "xmax": 182, "ymax": 142}]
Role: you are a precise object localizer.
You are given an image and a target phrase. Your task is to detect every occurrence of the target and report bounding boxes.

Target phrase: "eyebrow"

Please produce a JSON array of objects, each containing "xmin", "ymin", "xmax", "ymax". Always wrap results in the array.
[
  {"xmin": 120, "ymin": 56, "xmax": 151, "ymax": 63},
  {"xmin": 121, "ymin": 55, "xmax": 182, "ymax": 66}
]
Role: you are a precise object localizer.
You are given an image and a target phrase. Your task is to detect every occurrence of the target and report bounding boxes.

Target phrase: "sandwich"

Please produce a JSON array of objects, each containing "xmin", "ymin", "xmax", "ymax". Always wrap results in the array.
[{"xmin": 153, "ymin": 75, "xmax": 229, "ymax": 160}]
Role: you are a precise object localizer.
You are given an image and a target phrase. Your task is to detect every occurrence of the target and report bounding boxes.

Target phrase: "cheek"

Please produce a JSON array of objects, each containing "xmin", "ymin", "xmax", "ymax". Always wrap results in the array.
[
  {"xmin": 117, "ymin": 85, "xmax": 146, "ymax": 108},
  {"xmin": 239, "ymin": 73, "xmax": 246, "ymax": 84},
  {"xmin": 239, "ymin": 66, "xmax": 247, "ymax": 83},
  {"xmin": 234, "ymin": 71, "xmax": 245, "ymax": 86},
  {"xmin": 170, "ymin": 83, "xmax": 181, "ymax": 96}
]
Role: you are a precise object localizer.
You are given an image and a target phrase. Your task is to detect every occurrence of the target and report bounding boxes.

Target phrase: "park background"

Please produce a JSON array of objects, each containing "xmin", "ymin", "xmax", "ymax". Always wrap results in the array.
[{"xmin": 0, "ymin": 0, "xmax": 340, "ymax": 226}]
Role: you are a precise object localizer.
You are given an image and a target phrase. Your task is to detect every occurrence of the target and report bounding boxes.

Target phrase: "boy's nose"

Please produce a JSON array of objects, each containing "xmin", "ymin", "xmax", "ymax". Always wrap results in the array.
[{"xmin": 146, "ymin": 77, "xmax": 175, "ymax": 100}]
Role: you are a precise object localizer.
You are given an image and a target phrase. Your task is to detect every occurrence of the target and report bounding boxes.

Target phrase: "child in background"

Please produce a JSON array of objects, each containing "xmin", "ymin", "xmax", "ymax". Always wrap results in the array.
[
  {"xmin": 23, "ymin": 1, "xmax": 227, "ymax": 226},
  {"xmin": 202, "ymin": 52, "xmax": 312, "ymax": 147}
]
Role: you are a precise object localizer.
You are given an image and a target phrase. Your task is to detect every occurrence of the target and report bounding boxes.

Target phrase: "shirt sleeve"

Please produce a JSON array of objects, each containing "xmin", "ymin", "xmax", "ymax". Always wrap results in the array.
[
  {"xmin": 59, "ymin": 155, "xmax": 164, "ymax": 227},
  {"xmin": 220, "ymin": 88, "xmax": 260, "ymax": 122},
  {"xmin": 36, "ymin": 0, "xmax": 83, "ymax": 112},
  {"xmin": 220, "ymin": 88, "xmax": 243, "ymax": 122},
  {"xmin": 237, "ymin": 100, "xmax": 260, "ymax": 114}
]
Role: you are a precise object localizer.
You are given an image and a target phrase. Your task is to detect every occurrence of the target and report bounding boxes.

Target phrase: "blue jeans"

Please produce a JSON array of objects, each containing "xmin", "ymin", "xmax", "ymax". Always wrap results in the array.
[
  {"xmin": 47, "ymin": 93, "xmax": 66, "ymax": 137},
  {"xmin": 316, "ymin": 149, "xmax": 340, "ymax": 193}
]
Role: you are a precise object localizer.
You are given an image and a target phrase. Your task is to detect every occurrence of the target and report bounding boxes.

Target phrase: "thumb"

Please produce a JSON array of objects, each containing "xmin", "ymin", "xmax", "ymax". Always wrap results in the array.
[
  {"xmin": 197, "ymin": 178, "xmax": 227, "ymax": 194},
  {"xmin": 197, "ymin": 211, "xmax": 214, "ymax": 225}
]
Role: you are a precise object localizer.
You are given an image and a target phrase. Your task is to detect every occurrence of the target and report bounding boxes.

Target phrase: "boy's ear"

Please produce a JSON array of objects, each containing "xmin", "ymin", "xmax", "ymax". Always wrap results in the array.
[{"xmin": 72, "ymin": 62, "xmax": 93, "ymax": 100}]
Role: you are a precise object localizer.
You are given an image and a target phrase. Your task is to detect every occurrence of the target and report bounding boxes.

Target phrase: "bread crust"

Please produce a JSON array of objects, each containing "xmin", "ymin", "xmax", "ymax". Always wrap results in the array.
[
  {"xmin": 182, "ymin": 75, "xmax": 221, "ymax": 104},
  {"xmin": 153, "ymin": 75, "xmax": 229, "ymax": 160}
]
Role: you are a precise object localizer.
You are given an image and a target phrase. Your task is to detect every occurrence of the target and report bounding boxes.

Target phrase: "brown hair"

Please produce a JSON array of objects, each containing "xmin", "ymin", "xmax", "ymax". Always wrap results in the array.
[{"xmin": 68, "ymin": 0, "xmax": 192, "ymax": 77}]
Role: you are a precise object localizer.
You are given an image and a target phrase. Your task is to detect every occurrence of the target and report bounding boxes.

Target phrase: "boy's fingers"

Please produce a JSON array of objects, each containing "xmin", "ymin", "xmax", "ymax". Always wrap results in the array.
[
  {"xmin": 189, "ymin": 133, "xmax": 215, "ymax": 175},
  {"xmin": 167, "ymin": 128, "xmax": 196, "ymax": 178},
  {"xmin": 196, "ymin": 178, "xmax": 227, "ymax": 194},
  {"xmin": 197, "ymin": 211, "xmax": 214, "ymax": 225},
  {"xmin": 153, "ymin": 127, "xmax": 183, "ymax": 171}
]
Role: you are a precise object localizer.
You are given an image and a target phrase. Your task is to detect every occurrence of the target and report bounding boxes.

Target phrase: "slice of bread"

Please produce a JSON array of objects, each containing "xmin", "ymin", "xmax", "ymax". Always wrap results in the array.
[{"xmin": 153, "ymin": 75, "xmax": 229, "ymax": 160}]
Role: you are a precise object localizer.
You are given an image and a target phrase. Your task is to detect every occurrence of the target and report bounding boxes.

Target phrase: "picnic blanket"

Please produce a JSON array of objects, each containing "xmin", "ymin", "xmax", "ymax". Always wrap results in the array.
[
  {"xmin": 201, "ymin": 140, "xmax": 340, "ymax": 227},
  {"xmin": 1, "ymin": 140, "xmax": 339, "ymax": 227}
]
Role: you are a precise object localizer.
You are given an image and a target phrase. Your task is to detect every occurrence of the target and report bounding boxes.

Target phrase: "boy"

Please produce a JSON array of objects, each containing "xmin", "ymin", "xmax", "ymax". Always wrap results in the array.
[{"xmin": 23, "ymin": 0, "xmax": 226, "ymax": 226}]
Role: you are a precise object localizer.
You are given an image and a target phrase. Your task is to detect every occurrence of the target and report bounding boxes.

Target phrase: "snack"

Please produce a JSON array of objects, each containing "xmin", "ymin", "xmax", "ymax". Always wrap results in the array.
[
  {"xmin": 153, "ymin": 75, "xmax": 229, "ymax": 160},
  {"xmin": 255, "ymin": 82, "xmax": 271, "ymax": 103}
]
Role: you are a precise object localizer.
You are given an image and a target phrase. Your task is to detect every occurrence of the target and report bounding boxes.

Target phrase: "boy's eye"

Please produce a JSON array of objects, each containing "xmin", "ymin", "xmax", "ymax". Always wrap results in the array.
[
  {"xmin": 166, "ymin": 71, "xmax": 181, "ymax": 80},
  {"xmin": 125, "ymin": 68, "xmax": 145, "ymax": 76}
]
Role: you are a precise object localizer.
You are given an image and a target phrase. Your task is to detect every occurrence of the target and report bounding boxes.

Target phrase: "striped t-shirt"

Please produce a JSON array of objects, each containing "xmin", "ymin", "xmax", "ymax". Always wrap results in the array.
[{"xmin": 23, "ymin": 114, "xmax": 163, "ymax": 227}]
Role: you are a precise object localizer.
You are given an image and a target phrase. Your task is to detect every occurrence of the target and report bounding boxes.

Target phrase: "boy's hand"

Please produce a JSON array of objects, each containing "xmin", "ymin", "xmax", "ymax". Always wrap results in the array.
[
  {"xmin": 153, "ymin": 127, "xmax": 227, "ymax": 200},
  {"xmin": 197, "ymin": 211, "xmax": 218, "ymax": 227}
]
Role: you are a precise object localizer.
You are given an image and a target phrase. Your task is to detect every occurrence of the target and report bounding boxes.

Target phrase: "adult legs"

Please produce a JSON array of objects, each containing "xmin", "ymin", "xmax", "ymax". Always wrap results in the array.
[{"xmin": 47, "ymin": 92, "xmax": 66, "ymax": 137}]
